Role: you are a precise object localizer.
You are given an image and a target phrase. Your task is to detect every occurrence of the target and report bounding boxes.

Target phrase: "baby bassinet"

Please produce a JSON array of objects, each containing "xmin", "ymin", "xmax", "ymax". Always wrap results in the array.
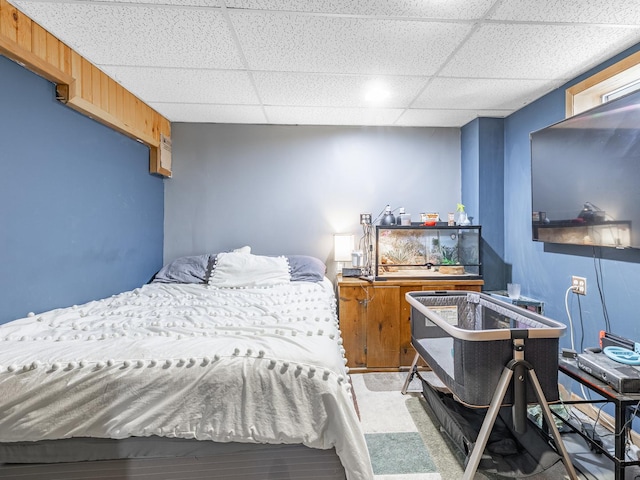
[{"xmin": 404, "ymin": 291, "xmax": 577, "ymax": 480}]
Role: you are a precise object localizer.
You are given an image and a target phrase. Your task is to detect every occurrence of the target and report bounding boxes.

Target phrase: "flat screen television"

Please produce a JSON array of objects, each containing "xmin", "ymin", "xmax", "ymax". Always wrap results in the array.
[{"xmin": 531, "ymin": 88, "xmax": 640, "ymax": 249}]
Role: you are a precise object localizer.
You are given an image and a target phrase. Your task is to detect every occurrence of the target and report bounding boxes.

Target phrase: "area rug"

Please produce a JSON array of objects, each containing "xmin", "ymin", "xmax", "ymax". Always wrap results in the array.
[
  {"xmin": 351, "ymin": 372, "xmax": 601, "ymax": 480},
  {"xmin": 350, "ymin": 371, "xmax": 468, "ymax": 480}
]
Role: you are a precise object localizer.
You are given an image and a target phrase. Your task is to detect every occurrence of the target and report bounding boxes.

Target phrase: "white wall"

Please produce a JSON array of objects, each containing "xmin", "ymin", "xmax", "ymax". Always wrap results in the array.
[{"xmin": 164, "ymin": 123, "xmax": 461, "ymax": 276}]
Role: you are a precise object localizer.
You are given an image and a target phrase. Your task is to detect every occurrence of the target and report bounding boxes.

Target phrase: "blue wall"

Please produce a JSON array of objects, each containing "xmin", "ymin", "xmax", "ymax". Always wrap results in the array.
[
  {"xmin": 461, "ymin": 119, "xmax": 480, "ymax": 219},
  {"xmin": 462, "ymin": 118, "xmax": 505, "ymax": 290},
  {"xmin": 0, "ymin": 55, "xmax": 164, "ymax": 324},
  {"xmin": 503, "ymin": 42, "xmax": 640, "ymax": 351}
]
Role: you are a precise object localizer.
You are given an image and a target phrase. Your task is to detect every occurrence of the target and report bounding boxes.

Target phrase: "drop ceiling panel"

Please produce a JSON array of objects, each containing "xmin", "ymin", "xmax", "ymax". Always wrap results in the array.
[
  {"xmin": 413, "ymin": 78, "xmax": 559, "ymax": 110},
  {"xmin": 442, "ymin": 23, "xmax": 640, "ymax": 80},
  {"xmin": 230, "ymin": 11, "xmax": 473, "ymax": 75},
  {"xmin": 226, "ymin": 0, "xmax": 496, "ymax": 19},
  {"xmin": 253, "ymin": 72, "xmax": 427, "ymax": 108},
  {"xmin": 81, "ymin": 0, "xmax": 222, "ymax": 5},
  {"xmin": 12, "ymin": 2, "xmax": 243, "ymax": 69},
  {"xmin": 102, "ymin": 66, "xmax": 259, "ymax": 104},
  {"xmin": 150, "ymin": 103, "xmax": 267, "ymax": 124},
  {"xmin": 489, "ymin": 0, "xmax": 640, "ymax": 25},
  {"xmin": 8, "ymin": 0, "xmax": 640, "ymax": 127},
  {"xmin": 265, "ymin": 106, "xmax": 404, "ymax": 126}
]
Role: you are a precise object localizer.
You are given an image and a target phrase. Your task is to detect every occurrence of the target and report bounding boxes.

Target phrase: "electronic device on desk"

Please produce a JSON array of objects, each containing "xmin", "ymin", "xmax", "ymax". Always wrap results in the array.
[
  {"xmin": 577, "ymin": 350, "xmax": 640, "ymax": 393},
  {"xmin": 342, "ymin": 267, "xmax": 364, "ymax": 277},
  {"xmin": 600, "ymin": 331, "xmax": 640, "ymax": 364},
  {"xmin": 575, "ymin": 331, "xmax": 640, "ymax": 393}
]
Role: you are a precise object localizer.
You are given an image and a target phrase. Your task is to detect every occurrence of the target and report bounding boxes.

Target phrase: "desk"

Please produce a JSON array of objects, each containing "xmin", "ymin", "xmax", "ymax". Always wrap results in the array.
[
  {"xmin": 486, "ymin": 291, "xmax": 544, "ymax": 314},
  {"xmin": 558, "ymin": 356, "xmax": 640, "ymax": 480}
]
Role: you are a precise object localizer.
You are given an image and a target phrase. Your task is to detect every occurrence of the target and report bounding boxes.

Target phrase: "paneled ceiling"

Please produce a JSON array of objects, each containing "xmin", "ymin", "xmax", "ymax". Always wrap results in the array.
[{"xmin": 9, "ymin": 0, "xmax": 640, "ymax": 127}]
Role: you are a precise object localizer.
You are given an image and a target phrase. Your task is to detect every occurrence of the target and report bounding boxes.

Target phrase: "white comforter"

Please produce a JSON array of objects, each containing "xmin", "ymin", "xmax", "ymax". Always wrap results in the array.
[{"xmin": 0, "ymin": 280, "xmax": 373, "ymax": 480}]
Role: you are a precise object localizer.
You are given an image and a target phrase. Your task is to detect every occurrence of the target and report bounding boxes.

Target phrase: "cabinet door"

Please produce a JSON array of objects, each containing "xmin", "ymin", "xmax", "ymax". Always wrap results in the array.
[
  {"xmin": 338, "ymin": 285, "xmax": 368, "ymax": 368},
  {"xmin": 399, "ymin": 286, "xmax": 417, "ymax": 367},
  {"xmin": 367, "ymin": 286, "xmax": 400, "ymax": 368},
  {"xmin": 399, "ymin": 286, "xmax": 430, "ymax": 367}
]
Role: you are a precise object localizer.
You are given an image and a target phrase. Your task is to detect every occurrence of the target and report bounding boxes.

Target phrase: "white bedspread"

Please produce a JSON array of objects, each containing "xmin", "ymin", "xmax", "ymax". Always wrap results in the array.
[{"xmin": 0, "ymin": 280, "xmax": 373, "ymax": 480}]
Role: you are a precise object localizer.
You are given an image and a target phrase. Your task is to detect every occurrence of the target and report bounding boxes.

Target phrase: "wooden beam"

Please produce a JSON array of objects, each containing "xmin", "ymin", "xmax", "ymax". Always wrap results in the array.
[
  {"xmin": 0, "ymin": 0, "xmax": 172, "ymax": 177},
  {"xmin": 0, "ymin": 32, "xmax": 73, "ymax": 86},
  {"xmin": 63, "ymin": 95, "xmax": 159, "ymax": 147}
]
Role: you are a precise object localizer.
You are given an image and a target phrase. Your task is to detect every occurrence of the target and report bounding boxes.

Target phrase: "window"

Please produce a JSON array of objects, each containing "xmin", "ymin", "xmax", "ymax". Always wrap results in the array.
[
  {"xmin": 565, "ymin": 50, "xmax": 640, "ymax": 117},
  {"xmin": 602, "ymin": 78, "xmax": 640, "ymax": 102}
]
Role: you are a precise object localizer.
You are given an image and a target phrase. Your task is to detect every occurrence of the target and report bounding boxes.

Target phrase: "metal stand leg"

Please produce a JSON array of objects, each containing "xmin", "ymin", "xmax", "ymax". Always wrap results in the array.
[
  {"xmin": 401, "ymin": 352, "xmax": 420, "ymax": 395},
  {"xmin": 462, "ymin": 366, "xmax": 514, "ymax": 480},
  {"xmin": 528, "ymin": 368, "xmax": 579, "ymax": 480},
  {"xmin": 462, "ymin": 363, "xmax": 578, "ymax": 480}
]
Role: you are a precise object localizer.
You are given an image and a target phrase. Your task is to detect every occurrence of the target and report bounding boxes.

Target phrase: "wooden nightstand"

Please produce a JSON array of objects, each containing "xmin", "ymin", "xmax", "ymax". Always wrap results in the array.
[{"xmin": 336, "ymin": 275, "xmax": 483, "ymax": 372}]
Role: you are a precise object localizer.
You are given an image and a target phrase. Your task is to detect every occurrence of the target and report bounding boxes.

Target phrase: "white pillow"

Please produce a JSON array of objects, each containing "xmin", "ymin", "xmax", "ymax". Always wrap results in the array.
[{"xmin": 208, "ymin": 252, "xmax": 291, "ymax": 288}]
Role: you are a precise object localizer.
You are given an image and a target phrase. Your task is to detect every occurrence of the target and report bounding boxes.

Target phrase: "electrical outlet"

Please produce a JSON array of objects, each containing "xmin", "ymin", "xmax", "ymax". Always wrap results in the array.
[
  {"xmin": 572, "ymin": 275, "xmax": 587, "ymax": 295},
  {"xmin": 360, "ymin": 213, "xmax": 372, "ymax": 225}
]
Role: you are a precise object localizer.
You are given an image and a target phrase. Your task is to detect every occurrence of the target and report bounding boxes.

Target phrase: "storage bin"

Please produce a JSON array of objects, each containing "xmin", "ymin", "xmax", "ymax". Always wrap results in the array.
[{"xmin": 407, "ymin": 291, "xmax": 565, "ymax": 407}]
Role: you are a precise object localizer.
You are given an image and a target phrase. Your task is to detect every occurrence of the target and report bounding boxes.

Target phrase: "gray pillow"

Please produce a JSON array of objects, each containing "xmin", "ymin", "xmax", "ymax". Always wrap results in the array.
[
  {"xmin": 152, "ymin": 254, "xmax": 213, "ymax": 284},
  {"xmin": 286, "ymin": 255, "xmax": 326, "ymax": 282},
  {"xmin": 152, "ymin": 253, "xmax": 326, "ymax": 284}
]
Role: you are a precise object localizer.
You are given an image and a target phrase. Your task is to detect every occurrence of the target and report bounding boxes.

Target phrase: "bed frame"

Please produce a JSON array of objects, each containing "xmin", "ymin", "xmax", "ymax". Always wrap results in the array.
[{"xmin": 0, "ymin": 438, "xmax": 346, "ymax": 479}]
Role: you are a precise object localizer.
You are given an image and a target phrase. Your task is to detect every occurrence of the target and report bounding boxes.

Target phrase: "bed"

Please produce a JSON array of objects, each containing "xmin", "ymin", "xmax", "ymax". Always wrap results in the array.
[{"xmin": 0, "ymin": 250, "xmax": 373, "ymax": 480}]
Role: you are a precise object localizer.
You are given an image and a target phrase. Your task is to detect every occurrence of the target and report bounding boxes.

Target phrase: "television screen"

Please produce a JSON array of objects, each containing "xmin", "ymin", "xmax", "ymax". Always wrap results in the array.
[{"xmin": 531, "ymin": 88, "xmax": 640, "ymax": 249}]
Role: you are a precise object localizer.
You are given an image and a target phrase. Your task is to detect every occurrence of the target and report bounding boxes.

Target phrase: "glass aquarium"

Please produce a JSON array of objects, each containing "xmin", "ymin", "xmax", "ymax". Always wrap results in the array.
[{"xmin": 375, "ymin": 225, "xmax": 481, "ymax": 279}]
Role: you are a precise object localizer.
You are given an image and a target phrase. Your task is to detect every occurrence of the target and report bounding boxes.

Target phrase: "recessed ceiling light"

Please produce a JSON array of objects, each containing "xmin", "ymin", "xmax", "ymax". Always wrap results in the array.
[{"xmin": 364, "ymin": 82, "xmax": 391, "ymax": 104}]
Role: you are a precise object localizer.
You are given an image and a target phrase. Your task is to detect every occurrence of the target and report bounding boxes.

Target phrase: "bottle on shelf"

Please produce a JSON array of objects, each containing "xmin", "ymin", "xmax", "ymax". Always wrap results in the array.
[{"xmin": 398, "ymin": 207, "xmax": 411, "ymax": 226}]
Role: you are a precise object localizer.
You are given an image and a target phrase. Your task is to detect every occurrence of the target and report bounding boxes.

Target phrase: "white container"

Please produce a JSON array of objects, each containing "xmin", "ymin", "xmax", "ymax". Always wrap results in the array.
[
  {"xmin": 507, "ymin": 283, "xmax": 521, "ymax": 299},
  {"xmin": 351, "ymin": 251, "xmax": 363, "ymax": 267},
  {"xmin": 399, "ymin": 213, "xmax": 411, "ymax": 226}
]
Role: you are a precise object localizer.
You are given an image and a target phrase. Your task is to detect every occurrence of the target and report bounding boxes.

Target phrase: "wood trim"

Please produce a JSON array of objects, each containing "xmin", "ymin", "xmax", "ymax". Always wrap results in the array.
[
  {"xmin": 0, "ymin": 0, "xmax": 172, "ymax": 177},
  {"xmin": 337, "ymin": 276, "xmax": 484, "ymax": 289},
  {"xmin": 150, "ymin": 133, "xmax": 172, "ymax": 178},
  {"xmin": 566, "ymin": 50, "xmax": 640, "ymax": 118}
]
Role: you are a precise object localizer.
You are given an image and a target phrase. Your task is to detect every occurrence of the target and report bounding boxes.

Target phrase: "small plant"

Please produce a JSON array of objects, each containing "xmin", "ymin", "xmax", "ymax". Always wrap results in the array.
[{"xmin": 440, "ymin": 246, "xmax": 458, "ymax": 265}]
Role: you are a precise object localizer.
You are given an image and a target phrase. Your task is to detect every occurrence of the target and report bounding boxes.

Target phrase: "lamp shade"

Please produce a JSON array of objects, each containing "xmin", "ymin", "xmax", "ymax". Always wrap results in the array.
[{"xmin": 334, "ymin": 234, "xmax": 354, "ymax": 262}]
